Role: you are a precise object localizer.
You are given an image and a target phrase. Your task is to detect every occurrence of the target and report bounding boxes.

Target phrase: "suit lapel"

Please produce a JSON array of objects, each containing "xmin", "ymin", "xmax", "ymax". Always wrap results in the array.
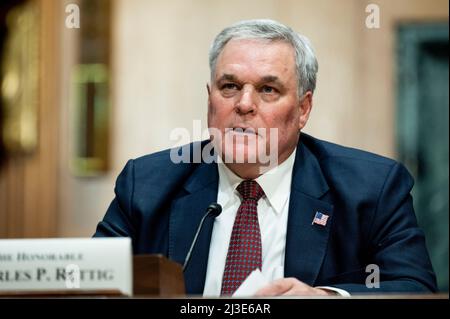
[
  {"xmin": 168, "ymin": 162, "xmax": 219, "ymax": 294},
  {"xmin": 284, "ymin": 141, "xmax": 334, "ymax": 286}
]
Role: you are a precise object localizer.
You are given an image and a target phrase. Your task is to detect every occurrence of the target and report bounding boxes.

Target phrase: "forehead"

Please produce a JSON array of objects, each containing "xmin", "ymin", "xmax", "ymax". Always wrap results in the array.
[{"xmin": 215, "ymin": 38, "xmax": 297, "ymax": 82}]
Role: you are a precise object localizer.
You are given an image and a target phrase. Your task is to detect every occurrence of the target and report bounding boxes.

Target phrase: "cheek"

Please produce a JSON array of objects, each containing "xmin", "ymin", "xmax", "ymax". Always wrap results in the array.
[
  {"xmin": 208, "ymin": 96, "xmax": 234, "ymax": 125},
  {"xmin": 266, "ymin": 109, "xmax": 299, "ymax": 141}
]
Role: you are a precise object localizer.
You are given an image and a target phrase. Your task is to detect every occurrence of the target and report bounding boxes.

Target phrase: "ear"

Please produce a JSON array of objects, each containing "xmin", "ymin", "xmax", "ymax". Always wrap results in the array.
[
  {"xmin": 207, "ymin": 83, "xmax": 212, "ymax": 107},
  {"xmin": 207, "ymin": 83, "xmax": 212, "ymax": 110},
  {"xmin": 298, "ymin": 91, "xmax": 313, "ymax": 131}
]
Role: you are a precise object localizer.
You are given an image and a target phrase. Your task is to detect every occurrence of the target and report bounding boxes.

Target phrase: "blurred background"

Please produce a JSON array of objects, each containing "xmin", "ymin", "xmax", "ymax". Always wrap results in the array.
[{"xmin": 0, "ymin": 0, "xmax": 448, "ymax": 291}]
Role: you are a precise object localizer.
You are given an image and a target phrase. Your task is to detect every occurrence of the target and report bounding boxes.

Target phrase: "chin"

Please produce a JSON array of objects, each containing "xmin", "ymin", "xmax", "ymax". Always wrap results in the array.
[{"xmin": 221, "ymin": 142, "xmax": 260, "ymax": 164}]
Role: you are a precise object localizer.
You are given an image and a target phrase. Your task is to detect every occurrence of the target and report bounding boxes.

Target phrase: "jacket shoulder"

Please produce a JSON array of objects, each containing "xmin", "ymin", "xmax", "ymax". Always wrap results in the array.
[
  {"xmin": 130, "ymin": 142, "xmax": 202, "ymax": 181},
  {"xmin": 302, "ymin": 134, "xmax": 397, "ymax": 167},
  {"xmin": 301, "ymin": 134, "xmax": 413, "ymax": 189}
]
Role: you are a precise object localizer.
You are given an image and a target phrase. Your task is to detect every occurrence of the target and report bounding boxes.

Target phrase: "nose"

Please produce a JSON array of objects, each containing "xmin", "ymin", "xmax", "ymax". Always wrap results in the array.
[{"xmin": 236, "ymin": 85, "xmax": 257, "ymax": 115}]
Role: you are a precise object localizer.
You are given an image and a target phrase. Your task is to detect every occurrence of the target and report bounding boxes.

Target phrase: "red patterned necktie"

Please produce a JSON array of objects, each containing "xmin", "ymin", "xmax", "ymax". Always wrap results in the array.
[{"xmin": 221, "ymin": 180, "xmax": 265, "ymax": 295}]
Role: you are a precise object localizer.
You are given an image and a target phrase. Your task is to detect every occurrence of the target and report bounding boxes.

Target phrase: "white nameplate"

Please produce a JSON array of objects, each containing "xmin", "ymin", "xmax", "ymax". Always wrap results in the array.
[{"xmin": 0, "ymin": 238, "xmax": 132, "ymax": 296}]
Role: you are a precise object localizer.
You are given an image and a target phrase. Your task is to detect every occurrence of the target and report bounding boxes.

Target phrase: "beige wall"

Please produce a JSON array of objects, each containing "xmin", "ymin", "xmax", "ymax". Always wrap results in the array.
[{"xmin": 57, "ymin": 0, "xmax": 449, "ymax": 237}]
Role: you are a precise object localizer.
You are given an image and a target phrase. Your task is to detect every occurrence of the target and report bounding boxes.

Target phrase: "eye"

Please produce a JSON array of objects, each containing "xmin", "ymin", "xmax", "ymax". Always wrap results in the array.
[
  {"xmin": 220, "ymin": 83, "xmax": 240, "ymax": 97},
  {"xmin": 260, "ymin": 85, "xmax": 278, "ymax": 94},
  {"xmin": 221, "ymin": 83, "xmax": 240, "ymax": 91}
]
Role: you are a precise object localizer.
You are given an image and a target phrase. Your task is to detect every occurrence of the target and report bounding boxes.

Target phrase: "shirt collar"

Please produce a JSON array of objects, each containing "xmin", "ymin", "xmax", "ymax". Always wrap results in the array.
[{"xmin": 217, "ymin": 148, "xmax": 297, "ymax": 215}]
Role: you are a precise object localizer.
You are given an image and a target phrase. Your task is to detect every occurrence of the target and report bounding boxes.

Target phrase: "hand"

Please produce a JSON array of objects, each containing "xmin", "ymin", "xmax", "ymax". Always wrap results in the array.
[{"xmin": 255, "ymin": 277, "xmax": 336, "ymax": 297}]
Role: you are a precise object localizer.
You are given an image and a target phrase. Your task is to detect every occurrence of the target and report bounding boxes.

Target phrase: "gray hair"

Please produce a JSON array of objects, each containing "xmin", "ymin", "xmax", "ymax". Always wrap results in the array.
[{"xmin": 209, "ymin": 19, "xmax": 319, "ymax": 95}]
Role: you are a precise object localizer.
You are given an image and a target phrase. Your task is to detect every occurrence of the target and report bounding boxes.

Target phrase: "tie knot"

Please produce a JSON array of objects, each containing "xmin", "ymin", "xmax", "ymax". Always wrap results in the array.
[{"xmin": 237, "ymin": 180, "xmax": 265, "ymax": 201}]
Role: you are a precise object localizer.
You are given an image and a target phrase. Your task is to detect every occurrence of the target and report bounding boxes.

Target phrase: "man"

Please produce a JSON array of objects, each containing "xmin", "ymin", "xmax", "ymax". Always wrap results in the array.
[{"xmin": 94, "ymin": 19, "xmax": 437, "ymax": 296}]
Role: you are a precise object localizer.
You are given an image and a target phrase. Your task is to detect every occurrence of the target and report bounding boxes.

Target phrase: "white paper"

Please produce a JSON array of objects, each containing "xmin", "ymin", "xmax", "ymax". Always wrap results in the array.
[{"xmin": 232, "ymin": 269, "xmax": 269, "ymax": 297}]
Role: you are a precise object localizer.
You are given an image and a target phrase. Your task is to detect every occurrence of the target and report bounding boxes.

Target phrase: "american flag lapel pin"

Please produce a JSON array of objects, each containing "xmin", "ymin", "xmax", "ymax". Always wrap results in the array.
[{"xmin": 312, "ymin": 211, "xmax": 329, "ymax": 226}]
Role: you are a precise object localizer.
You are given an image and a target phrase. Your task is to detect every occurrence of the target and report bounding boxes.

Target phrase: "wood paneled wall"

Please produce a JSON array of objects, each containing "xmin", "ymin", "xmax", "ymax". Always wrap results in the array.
[{"xmin": 0, "ymin": 0, "xmax": 61, "ymax": 238}]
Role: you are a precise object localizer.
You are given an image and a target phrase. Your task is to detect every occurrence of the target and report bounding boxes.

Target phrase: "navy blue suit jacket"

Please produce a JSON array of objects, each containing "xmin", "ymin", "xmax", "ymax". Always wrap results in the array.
[{"xmin": 94, "ymin": 134, "xmax": 437, "ymax": 294}]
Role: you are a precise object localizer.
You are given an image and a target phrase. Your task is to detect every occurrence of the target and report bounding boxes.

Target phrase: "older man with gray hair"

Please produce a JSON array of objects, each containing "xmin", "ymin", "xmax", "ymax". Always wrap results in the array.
[{"xmin": 95, "ymin": 19, "xmax": 437, "ymax": 297}]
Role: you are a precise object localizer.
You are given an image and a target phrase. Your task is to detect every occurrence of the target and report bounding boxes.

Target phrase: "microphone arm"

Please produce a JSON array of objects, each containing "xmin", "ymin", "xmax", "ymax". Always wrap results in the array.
[{"xmin": 182, "ymin": 203, "xmax": 222, "ymax": 272}]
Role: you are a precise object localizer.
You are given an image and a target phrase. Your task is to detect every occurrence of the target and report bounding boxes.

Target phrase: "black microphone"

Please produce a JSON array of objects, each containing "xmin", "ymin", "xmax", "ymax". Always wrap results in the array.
[{"xmin": 182, "ymin": 203, "xmax": 222, "ymax": 272}]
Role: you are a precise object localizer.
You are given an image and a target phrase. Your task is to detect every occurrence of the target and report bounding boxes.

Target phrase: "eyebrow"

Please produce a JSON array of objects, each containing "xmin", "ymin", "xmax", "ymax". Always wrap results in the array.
[
  {"xmin": 260, "ymin": 75, "xmax": 281, "ymax": 84},
  {"xmin": 216, "ymin": 74, "xmax": 238, "ymax": 83},
  {"xmin": 216, "ymin": 74, "xmax": 286, "ymax": 89}
]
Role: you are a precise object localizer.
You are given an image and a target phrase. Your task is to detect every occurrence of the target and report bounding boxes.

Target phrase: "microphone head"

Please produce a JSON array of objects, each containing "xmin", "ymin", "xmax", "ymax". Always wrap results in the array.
[{"xmin": 207, "ymin": 203, "xmax": 222, "ymax": 217}]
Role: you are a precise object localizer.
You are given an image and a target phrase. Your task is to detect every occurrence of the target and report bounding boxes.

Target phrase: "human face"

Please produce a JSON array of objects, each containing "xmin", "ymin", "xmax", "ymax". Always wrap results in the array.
[{"xmin": 207, "ymin": 38, "xmax": 312, "ymax": 177}]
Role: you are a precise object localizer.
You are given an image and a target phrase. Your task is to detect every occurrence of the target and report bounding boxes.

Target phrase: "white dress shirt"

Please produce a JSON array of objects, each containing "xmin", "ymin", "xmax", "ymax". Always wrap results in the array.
[
  {"xmin": 203, "ymin": 150, "xmax": 295, "ymax": 296},
  {"xmin": 202, "ymin": 149, "xmax": 351, "ymax": 297}
]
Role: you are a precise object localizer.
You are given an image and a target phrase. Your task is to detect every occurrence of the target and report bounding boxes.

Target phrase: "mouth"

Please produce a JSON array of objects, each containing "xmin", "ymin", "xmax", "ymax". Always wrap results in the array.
[{"xmin": 226, "ymin": 127, "xmax": 258, "ymax": 136}]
